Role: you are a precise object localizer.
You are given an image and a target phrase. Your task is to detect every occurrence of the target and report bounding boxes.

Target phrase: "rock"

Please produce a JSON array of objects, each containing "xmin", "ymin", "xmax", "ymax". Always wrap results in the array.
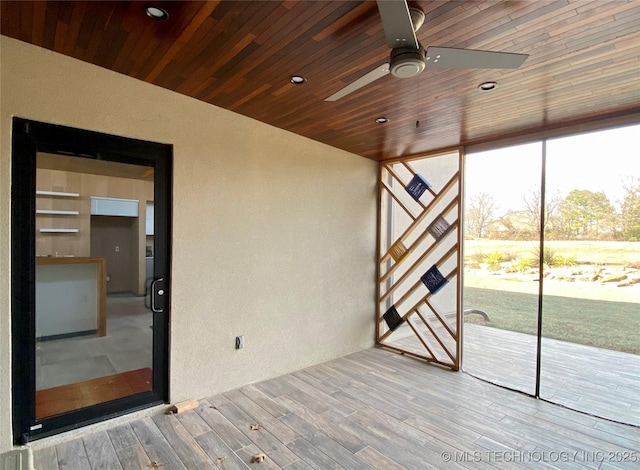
[{"xmin": 601, "ymin": 274, "xmax": 628, "ymax": 283}]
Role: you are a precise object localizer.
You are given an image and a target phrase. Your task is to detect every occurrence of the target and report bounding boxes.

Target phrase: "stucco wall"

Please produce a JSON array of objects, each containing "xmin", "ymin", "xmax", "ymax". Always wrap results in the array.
[{"xmin": 0, "ymin": 36, "xmax": 377, "ymax": 451}]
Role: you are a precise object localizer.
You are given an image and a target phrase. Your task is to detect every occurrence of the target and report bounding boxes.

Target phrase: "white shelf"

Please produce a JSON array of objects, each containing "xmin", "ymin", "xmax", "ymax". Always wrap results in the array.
[
  {"xmin": 40, "ymin": 228, "xmax": 79, "ymax": 233},
  {"xmin": 36, "ymin": 209, "xmax": 80, "ymax": 215},
  {"xmin": 36, "ymin": 190, "xmax": 80, "ymax": 198}
]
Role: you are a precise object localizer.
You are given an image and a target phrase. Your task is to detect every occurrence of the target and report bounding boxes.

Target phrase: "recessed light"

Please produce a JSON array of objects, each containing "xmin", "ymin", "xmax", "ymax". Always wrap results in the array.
[
  {"xmin": 290, "ymin": 76, "xmax": 306, "ymax": 84},
  {"xmin": 478, "ymin": 81, "xmax": 497, "ymax": 91},
  {"xmin": 145, "ymin": 6, "xmax": 169, "ymax": 20},
  {"xmin": 375, "ymin": 117, "xmax": 389, "ymax": 124}
]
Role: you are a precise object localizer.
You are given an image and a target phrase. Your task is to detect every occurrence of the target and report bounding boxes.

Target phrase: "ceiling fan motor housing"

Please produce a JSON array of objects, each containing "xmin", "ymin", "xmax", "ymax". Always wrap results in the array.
[{"xmin": 390, "ymin": 46, "xmax": 426, "ymax": 78}]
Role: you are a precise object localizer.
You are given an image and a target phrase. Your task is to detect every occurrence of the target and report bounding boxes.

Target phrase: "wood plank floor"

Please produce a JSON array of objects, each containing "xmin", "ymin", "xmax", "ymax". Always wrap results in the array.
[
  {"xmin": 33, "ymin": 348, "xmax": 640, "ymax": 470},
  {"xmin": 462, "ymin": 324, "xmax": 640, "ymax": 426},
  {"xmin": 36, "ymin": 368, "xmax": 153, "ymax": 419},
  {"xmin": 387, "ymin": 322, "xmax": 639, "ymax": 426}
]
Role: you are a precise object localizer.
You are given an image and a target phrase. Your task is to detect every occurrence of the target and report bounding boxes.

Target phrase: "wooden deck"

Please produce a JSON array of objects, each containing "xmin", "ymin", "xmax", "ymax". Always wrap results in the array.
[
  {"xmin": 462, "ymin": 324, "xmax": 640, "ymax": 427},
  {"xmin": 33, "ymin": 348, "xmax": 639, "ymax": 469},
  {"xmin": 387, "ymin": 322, "xmax": 640, "ymax": 426}
]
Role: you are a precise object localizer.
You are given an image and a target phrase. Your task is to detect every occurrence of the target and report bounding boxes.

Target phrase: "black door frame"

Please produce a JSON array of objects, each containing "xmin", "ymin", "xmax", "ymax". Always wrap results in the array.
[{"xmin": 11, "ymin": 117, "xmax": 172, "ymax": 443}]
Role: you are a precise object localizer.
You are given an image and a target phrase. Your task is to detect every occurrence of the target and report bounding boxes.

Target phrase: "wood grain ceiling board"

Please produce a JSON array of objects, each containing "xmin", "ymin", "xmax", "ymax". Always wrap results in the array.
[
  {"xmin": 37, "ymin": 152, "xmax": 154, "ymax": 181},
  {"xmin": 2, "ymin": 0, "xmax": 639, "ymax": 161}
]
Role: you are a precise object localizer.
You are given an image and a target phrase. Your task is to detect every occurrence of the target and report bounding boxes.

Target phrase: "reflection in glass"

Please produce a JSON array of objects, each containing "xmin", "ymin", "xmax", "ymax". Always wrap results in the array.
[
  {"xmin": 541, "ymin": 125, "xmax": 640, "ymax": 425},
  {"xmin": 35, "ymin": 153, "xmax": 154, "ymax": 418},
  {"xmin": 462, "ymin": 143, "xmax": 542, "ymax": 395},
  {"xmin": 462, "ymin": 124, "xmax": 640, "ymax": 425}
]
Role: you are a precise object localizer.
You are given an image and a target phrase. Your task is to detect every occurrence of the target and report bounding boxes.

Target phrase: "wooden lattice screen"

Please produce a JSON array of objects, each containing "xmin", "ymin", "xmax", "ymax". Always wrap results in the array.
[{"xmin": 376, "ymin": 150, "xmax": 462, "ymax": 370}]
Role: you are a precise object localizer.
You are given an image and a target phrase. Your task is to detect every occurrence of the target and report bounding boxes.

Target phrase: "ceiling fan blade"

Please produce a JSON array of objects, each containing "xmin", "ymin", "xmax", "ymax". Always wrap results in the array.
[
  {"xmin": 325, "ymin": 64, "xmax": 390, "ymax": 102},
  {"xmin": 376, "ymin": 0, "xmax": 419, "ymax": 50},
  {"xmin": 425, "ymin": 47, "xmax": 528, "ymax": 70}
]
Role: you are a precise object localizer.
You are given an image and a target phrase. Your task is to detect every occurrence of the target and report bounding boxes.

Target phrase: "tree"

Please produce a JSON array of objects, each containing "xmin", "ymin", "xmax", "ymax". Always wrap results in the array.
[
  {"xmin": 558, "ymin": 189, "xmax": 615, "ymax": 239},
  {"xmin": 620, "ymin": 177, "xmax": 640, "ymax": 240},
  {"xmin": 465, "ymin": 192, "xmax": 496, "ymax": 238},
  {"xmin": 522, "ymin": 188, "xmax": 562, "ymax": 236}
]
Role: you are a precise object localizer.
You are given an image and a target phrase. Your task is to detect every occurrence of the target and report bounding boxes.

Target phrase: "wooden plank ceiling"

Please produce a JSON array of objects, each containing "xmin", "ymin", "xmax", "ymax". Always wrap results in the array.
[{"xmin": 2, "ymin": 1, "xmax": 639, "ymax": 161}]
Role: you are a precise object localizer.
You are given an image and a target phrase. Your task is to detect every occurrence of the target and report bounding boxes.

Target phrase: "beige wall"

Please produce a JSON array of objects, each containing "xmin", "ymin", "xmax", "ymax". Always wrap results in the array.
[{"xmin": 0, "ymin": 36, "xmax": 377, "ymax": 451}]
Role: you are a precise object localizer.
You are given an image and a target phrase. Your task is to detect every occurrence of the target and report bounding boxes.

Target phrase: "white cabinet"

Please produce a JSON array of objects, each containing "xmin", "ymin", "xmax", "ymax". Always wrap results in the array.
[
  {"xmin": 90, "ymin": 196, "xmax": 139, "ymax": 217},
  {"xmin": 36, "ymin": 261, "xmax": 99, "ymax": 338}
]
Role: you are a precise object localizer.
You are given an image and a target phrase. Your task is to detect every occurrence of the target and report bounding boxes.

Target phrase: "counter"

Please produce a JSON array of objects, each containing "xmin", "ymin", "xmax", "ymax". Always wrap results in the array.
[{"xmin": 36, "ymin": 256, "xmax": 107, "ymax": 339}]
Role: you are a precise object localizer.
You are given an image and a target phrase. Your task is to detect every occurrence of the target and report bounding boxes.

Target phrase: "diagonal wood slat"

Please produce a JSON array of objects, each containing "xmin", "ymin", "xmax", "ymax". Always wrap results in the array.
[
  {"xmin": 380, "ymin": 220, "xmax": 458, "ymax": 301},
  {"xmin": 378, "ymin": 150, "xmax": 462, "ymax": 369},
  {"xmin": 406, "ymin": 313, "xmax": 438, "ymax": 361},
  {"xmin": 380, "ymin": 171, "xmax": 459, "ymax": 263},
  {"xmin": 380, "ymin": 195, "xmax": 458, "ymax": 286},
  {"xmin": 382, "ymin": 164, "xmax": 429, "ymax": 211},
  {"xmin": 411, "ymin": 266, "xmax": 457, "ymax": 307},
  {"xmin": 423, "ymin": 299, "xmax": 456, "ymax": 340},
  {"xmin": 380, "ymin": 180, "xmax": 416, "ymax": 221},
  {"xmin": 390, "ymin": 247, "xmax": 458, "ymax": 309},
  {"xmin": 414, "ymin": 310, "xmax": 455, "ymax": 363},
  {"xmin": 402, "ymin": 161, "xmax": 437, "ymax": 198}
]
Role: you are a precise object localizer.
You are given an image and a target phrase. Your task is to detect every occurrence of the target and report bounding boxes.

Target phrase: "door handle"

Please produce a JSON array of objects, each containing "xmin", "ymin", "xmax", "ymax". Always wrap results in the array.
[{"xmin": 151, "ymin": 277, "xmax": 165, "ymax": 313}]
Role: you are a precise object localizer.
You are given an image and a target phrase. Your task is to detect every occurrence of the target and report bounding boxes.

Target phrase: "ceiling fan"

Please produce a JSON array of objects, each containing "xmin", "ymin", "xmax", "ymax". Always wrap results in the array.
[{"xmin": 325, "ymin": 0, "xmax": 528, "ymax": 102}]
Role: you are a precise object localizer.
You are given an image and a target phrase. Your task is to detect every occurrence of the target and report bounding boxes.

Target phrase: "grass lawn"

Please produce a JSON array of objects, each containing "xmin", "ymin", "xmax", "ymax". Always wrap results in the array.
[
  {"xmin": 464, "ymin": 239, "xmax": 640, "ymax": 266},
  {"xmin": 464, "ymin": 287, "xmax": 640, "ymax": 355}
]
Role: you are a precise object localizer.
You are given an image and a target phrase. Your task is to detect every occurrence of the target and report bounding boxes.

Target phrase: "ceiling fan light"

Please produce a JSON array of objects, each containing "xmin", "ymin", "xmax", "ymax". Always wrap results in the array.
[
  {"xmin": 390, "ymin": 47, "xmax": 426, "ymax": 78},
  {"xmin": 478, "ymin": 81, "xmax": 498, "ymax": 91},
  {"xmin": 391, "ymin": 58, "xmax": 425, "ymax": 78},
  {"xmin": 375, "ymin": 117, "xmax": 389, "ymax": 124}
]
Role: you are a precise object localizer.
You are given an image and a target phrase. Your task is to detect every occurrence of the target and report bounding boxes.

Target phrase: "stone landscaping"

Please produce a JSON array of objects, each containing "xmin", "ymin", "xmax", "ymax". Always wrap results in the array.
[{"xmin": 476, "ymin": 263, "xmax": 640, "ymax": 288}]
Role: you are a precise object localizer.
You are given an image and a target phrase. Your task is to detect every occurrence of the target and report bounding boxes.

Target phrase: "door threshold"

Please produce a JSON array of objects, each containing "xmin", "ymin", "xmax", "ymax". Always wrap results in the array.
[{"xmin": 24, "ymin": 403, "xmax": 165, "ymax": 450}]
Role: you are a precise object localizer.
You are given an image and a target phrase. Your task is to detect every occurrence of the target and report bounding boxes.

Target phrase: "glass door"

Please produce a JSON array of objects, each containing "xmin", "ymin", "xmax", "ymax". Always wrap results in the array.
[
  {"xmin": 462, "ymin": 123, "xmax": 640, "ymax": 426},
  {"xmin": 35, "ymin": 153, "xmax": 156, "ymax": 419},
  {"xmin": 12, "ymin": 118, "xmax": 171, "ymax": 442},
  {"xmin": 462, "ymin": 142, "xmax": 542, "ymax": 395},
  {"xmin": 541, "ymin": 125, "xmax": 640, "ymax": 425}
]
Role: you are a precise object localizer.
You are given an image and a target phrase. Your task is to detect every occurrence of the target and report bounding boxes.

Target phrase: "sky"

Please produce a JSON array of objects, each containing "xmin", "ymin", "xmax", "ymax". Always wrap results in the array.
[{"xmin": 464, "ymin": 123, "xmax": 640, "ymax": 214}]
